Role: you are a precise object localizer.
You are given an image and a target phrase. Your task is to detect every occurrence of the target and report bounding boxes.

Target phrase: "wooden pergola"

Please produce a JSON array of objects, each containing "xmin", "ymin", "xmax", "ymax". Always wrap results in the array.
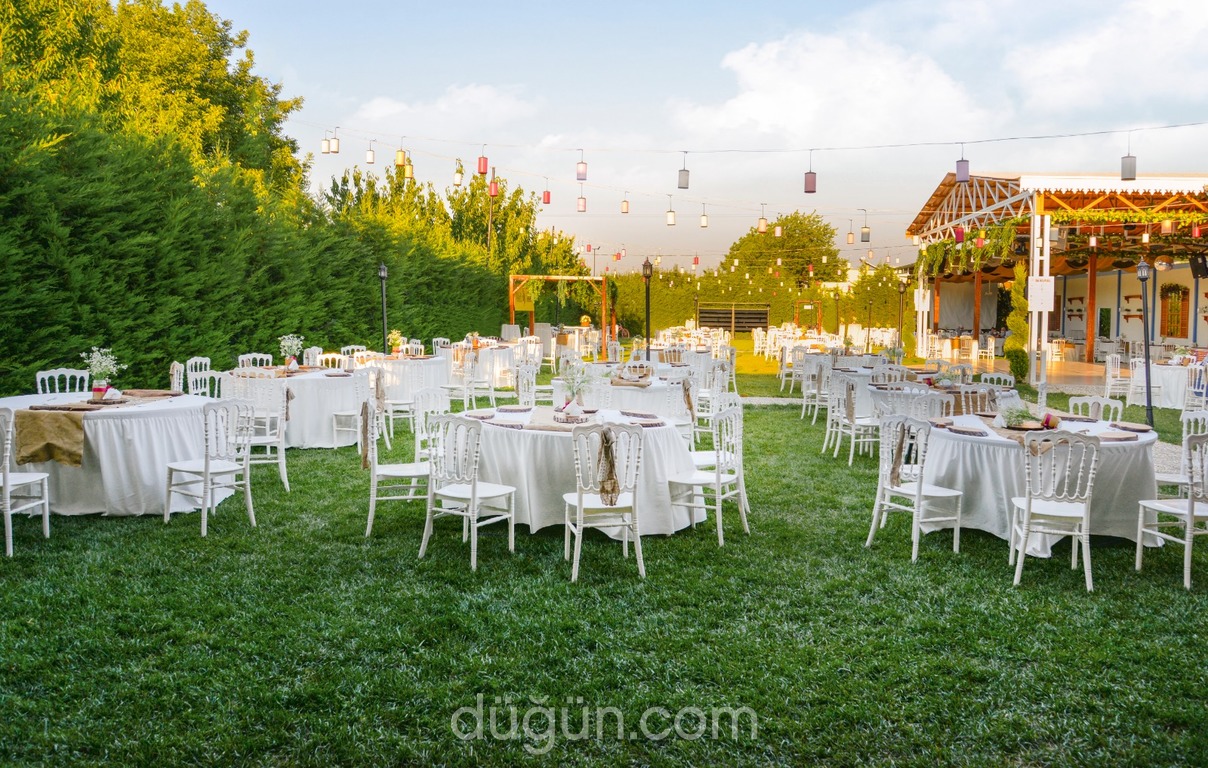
[
  {"xmin": 906, "ymin": 172, "xmax": 1208, "ymax": 376},
  {"xmin": 507, "ymin": 274, "xmax": 611, "ymax": 343}
]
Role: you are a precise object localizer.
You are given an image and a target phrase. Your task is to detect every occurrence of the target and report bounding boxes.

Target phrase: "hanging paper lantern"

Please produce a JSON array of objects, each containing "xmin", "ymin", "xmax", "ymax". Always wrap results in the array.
[
  {"xmin": 477, "ymin": 154, "xmax": 489, "ymax": 175},
  {"xmin": 489, "ymin": 180, "xmax": 499, "ymax": 197},
  {"xmin": 542, "ymin": 189, "xmax": 551, "ymax": 205},
  {"xmin": 803, "ymin": 171, "xmax": 816, "ymax": 194},
  {"xmin": 954, "ymin": 226, "xmax": 965, "ymax": 244},
  {"xmin": 395, "ymin": 149, "xmax": 406, "ymax": 167}
]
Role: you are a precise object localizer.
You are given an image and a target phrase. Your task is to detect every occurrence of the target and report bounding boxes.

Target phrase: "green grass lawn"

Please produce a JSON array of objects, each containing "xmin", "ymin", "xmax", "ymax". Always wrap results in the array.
[{"xmin": 3, "ymin": 404, "xmax": 1208, "ymax": 765}]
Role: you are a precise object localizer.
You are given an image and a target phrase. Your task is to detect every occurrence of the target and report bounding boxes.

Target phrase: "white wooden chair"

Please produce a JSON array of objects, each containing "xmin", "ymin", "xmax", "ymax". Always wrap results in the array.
[
  {"xmin": 668, "ymin": 406, "xmax": 750, "ymax": 547},
  {"xmin": 418, "ymin": 415, "xmax": 516, "ymax": 571},
  {"xmin": 1067, "ymin": 396, "xmax": 1124, "ymax": 423},
  {"xmin": 0, "ymin": 408, "xmax": 50, "ymax": 557},
  {"xmin": 302, "ymin": 347, "xmax": 322, "ymax": 367},
  {"xmin": 365, "ymin": 390, "xmax": 446, "ymax": 537},
  {"xmin": 1184, "ymin": 364, "xmax": 1208, "ymax": 413},
  {"xmin": 562, "ymin": 423, "xmax": 645, "ymax": 582},
  {"xmin": 1127, "ymin": 357, "xmax": 1164, "ymax": 406},
  {"xmin": 229, "ymin": 375, "xmax": 289, "ymax": 491},
  {"xmin": 800, "ymin": 356, "xmax": 831, "ymax": 424},
  {"xmin": 1153, "ymin": 410, "xmax": 1208, "ymax": 497},
  {"xmin": 331, "ymin": 371, "xmax": 371, "ymax": 450},
  {"xmin": 828, "ymin": 376, "xmax": 879, "ymax": 466},
  {"xmin": 1136, "ymin": 432, "xmax": 1208, "ymax": 589},
  {"xmin": 979, "ymin": 372, "xmax": 1015, "ymax": 388},
  {"xmin": 188, "ymin": 369, "xmax": 230, "ymax": 398},
  {"xmin": 169, "ymin": 361, "xmax": 184, "ymax": 392},
  {"xmin": 959, "ymin": 385, "xmax": 996, "ymax": 415},
  {"xmin": 865, "ymin": 415, "xmax": 963, "ymax": 561},
  {"xmin": 976, "ymin": 340, "xmax": 996, "ymax": 362},
  {"xmin": 908, "ymin": 392, "xmax": 954, "ymax": 420},
  {"xmin": 1010, "ymin": 431, "xmax": 1101, "ymax": 591},
  {"xmin": 1104, "ymin": 353, "xmax": 1129, "ymax": 398},
  {"xmin": 340, "ymin": 345, "xmax": 367, "ymax": 357},
  {"xmin": 237, "ymin": 353, "xmax": 273, "ymax": 368},
  {"xmin": 36, "ymin": 368, "xmax": 90, "ymax": 394},
  {"xmin": 165, "ymin": 399, "xmax": 255, "ymax": 537},
  {"xmin": 317, "ymin": 352, "xmax": 345, "ymax": 369}
]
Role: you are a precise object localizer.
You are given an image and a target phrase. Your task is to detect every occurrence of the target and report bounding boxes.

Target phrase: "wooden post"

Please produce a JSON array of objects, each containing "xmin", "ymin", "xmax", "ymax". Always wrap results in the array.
[
  {"xmin": 1086, "ymin": 253, "xmax": 1098, "ymax": 363},
  {"xmin": 972, "ymin": 270, "xmax": 983, "ymax": 341},
  {"xmin": 932, "ymin": 276, "xmax": 942, "ymax": 333},
  {"xmin": 509, "ymin": 276, "xmax": 516, "ymax": 325}
]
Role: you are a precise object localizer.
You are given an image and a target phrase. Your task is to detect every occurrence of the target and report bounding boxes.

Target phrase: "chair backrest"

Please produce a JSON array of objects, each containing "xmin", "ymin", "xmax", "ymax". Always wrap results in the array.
[
  {"xmin": 948, "ymin": 364, "xmax": 973, "ymax": 384},
  {"xmin": 1105, "ymin": 353, "xmax": 1122, "ymax": 378},
  {"xmin": 1068, "ymin": 395, "xmax": 1124, "ymax": 422},
  {"xmin": 189, "ymin": 369, "xmax": 230, "ymax": 398},
  {"xmin": 620, "ymin": 361, "xmax": 653, "ymax": 380},
  {"xmin": 0, "ymin": 407, "xmax": 15, "ymax": 489},
  {"xmin": 405, "ymin": 341, "xmax": 425, "ymax": 357},
  {"xmin": 924, "ymin": 359, "xmax": 948, "ymax": 373},
  {"xmin": 340, "ymin": 345, "xmax": 367, "ymax": 356},
  {"xmin": 1021, "ymin": 431, "xmax": 1101, "ymax": 506},
  {"xmin": 302, "ymin": 346, "xmax": 322, "ymax": 367},
  {"xmin": 186, "ymin": 357, "xmax": 211, "ymax": 376},
  {"xmin": 36, "ymin": 368, "xmax": 90, "ymax": 394},
  {"xmin": 569, "ymin": 423, "xmax": 643, "ymax": 502},
  {"xmin": 413, "ymin": 387, "xmax": 451, "ymax": 460},
  {"xmin": 878, "ymin": 415, "xmax": 933, "ymax": 487},
  {"xmin": 200, "ymin": 399, "xmax": 253, "ymax": 465},
  {"xmin": 432, "ymin": 337, "xmax": 451, "ymax": 350},
  {"xmin": 871, "ymin": 387, "xmax": 924, "ymax": 418},
  {"xmin": 237, "ymin": 353, "xmax": 273, "ymax": 368},
  {"xmin": 515, "ymin": 362, "xmax": 538, "ymax": 407},
  {"xmin": 428, "ymin": 414, "xmax": 483, "ymax": 487},
  {"xmin": 169, "ymin": 361, "xmax": 184, "ymax": 392},
  {"xmin": 229, "ymin": 375, "xmax": 286, "ymax": 425},
  {"xmin": 959, "ymin": 385, "xmax": 995, "ymax": 415},
  {"xmin": 908, "ymin": 391, "xmax": 954, "ymax": 419},
  {"xmin": 606, "ymin": 340, "xmax": 622, "ymax": 363},
  {"xmin": 1185, "ymin": 432, "xmax": 1208, "ymax": 503},
  {"xmin": 712, "ymin": 406, "xmax": 744, "ymax": 473},
  {"xmin": 317, "ymin": 352, "xmax": 345, "ymax": 369},
  {"xmin": 870, "ymin": 365, "xmax": 905, "ymax": 384},
  {"xmin": 980, "ymin": 372, "xmax": 1015, "ymax": 387}
]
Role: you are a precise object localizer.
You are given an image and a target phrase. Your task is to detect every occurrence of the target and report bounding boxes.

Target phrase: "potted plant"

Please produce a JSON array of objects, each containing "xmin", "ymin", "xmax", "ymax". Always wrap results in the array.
[
  {"xmin": 387, "ymin": 329, "xmax": 404, "ymax": 355},
  {"xmin": 279, "ymin": 333, "xmax": 304, "ymax": 370},
  {"xmin": 80, "ymin": 346, "xmax": 127, "ymax": 399}
]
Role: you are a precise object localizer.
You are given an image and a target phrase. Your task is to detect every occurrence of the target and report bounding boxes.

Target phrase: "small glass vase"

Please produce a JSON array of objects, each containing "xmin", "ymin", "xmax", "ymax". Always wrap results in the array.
[{"xmin": 91, "ymin": 379, "xmax": 109, "ymax": 400}]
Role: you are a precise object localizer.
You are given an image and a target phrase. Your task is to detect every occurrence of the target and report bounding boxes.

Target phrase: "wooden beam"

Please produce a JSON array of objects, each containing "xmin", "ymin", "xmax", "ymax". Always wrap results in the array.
[{"xmin": 1086, "ymin": 251, "xmax": 1098, "ymax": 363}]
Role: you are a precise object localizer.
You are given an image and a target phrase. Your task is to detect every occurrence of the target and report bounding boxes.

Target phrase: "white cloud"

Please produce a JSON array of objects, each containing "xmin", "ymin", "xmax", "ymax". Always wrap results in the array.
[{"xmin": 347, "ymin": 83, "xmax": 540, "ymax": 135}]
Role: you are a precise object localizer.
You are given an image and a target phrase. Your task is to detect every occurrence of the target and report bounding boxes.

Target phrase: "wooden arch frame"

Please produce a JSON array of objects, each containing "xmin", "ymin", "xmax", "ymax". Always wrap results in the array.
[{"xmin": 508, "ymin": 274, "xmax": 610, "ymax": 343}]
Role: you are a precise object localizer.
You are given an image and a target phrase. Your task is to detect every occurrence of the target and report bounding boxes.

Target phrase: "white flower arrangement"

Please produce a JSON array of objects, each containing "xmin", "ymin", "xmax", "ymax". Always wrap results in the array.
[
  {"xmin": 278, "ymin": 333, "xmax": 304, "ymax": 359},
  {"xmin": 80, "ymin": 347, "xmax": 127, "ymax": 382},
  {"xmin": 560, "ymin": 362, "xmax": 594, "ymax": 398}
]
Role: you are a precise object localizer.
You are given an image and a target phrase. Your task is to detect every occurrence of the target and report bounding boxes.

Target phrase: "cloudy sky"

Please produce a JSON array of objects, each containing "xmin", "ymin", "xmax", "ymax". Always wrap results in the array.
[{"xmin": 204, "ymin": 0, "xmax": 1208, "ymax": 272}]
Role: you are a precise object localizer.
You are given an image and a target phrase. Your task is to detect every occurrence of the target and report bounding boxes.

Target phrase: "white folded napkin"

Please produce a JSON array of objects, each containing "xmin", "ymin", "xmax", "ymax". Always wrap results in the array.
[{"xmin": 103, "ymin": 387, "xmax": 123, "ymax": 400}]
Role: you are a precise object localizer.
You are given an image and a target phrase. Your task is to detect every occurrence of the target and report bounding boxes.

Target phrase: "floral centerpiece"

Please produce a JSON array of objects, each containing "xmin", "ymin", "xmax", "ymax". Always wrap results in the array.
[
  {"xmin": 579, "ymin": 314, "xmax": 592, "ymax": 327},
  {"xmin": 279, "ymin": 333, "xmax": 304, "ymax": 369},
  {"xmin": 80, "ymin": 346, "xmax": 127, "ymax": 397},
  {"xmin": 558, "ymin": 363, "xmax": 594, "ymax": 419},
  {"xmin": 387, "ymin": 329, "xmax": 404, "ymax": 353},
  {"xmin": 1000, "ymin": 404, "xmax": 1035, "ymax": 428}
]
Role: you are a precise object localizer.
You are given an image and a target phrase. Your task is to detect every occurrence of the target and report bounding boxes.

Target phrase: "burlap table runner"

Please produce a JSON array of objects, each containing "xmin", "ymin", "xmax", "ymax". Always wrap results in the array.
[
  {"xmin": 610, "ymin": 376, "xmax": 652, "ymax": 389},
  {"xmin": 524, "ymin": 407, "xmax": 578, "ymax": 432},
  {"xmin": 15, "ymin": 395, "xmax": 181, "ymax": 467}
]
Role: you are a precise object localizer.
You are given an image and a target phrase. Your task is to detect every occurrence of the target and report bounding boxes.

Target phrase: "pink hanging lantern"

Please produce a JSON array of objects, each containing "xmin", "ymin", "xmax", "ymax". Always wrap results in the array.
[{"xmin": 477, "ymin": 150, "xmax": 488, "ymax": 176}]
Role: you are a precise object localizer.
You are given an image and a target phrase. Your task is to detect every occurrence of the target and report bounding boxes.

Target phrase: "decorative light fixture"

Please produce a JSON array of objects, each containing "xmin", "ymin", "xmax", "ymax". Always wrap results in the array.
[
  {"xmin": 577, "ymin": 184, "xmax": 586, "ymax": 212},
  {"xmin": 847, "ymin": 219, "xmax": 855, "ymax": 245},
  {"xmin": 699, "ymin": 204, "xmax": 708, "ymax": 228},
  {"xmin": 321, "ymin": 131, "xmax": 331, "ymax": 154},
  {"xmin": 621, "ymin": 193, "xmax": 630, "ymax": 215},
  {"xmin": 1141, "ymin": 232, "xmax": 1150, "ymax": 244},
  {"xmin": 954, "ymin": 226, "xmax": 965, "ymax": 244},
  {"xmin": 621, "ymin": 247, "xmax": 626, "ymax": 258},
  {"xmin": 1089, "ymin": 234, "xmax": 1098, "ymax": 248},
  {"xmin": 576, "ymin": 149, "xmax": 587, "ymax": 182},
  {"xmin": 975, "ymin": 229, "xmax": 985, "ymax": 248},
  {"xmin": 776, "ymin": 257, "xmax": 782, "ymax": 266},
  {"xmin": 1195, "ymin": 224, "xmax": 1203, "ymax": 238},
  {"xmin": 1161, "ymin": 219, "xmax": 1174, "ymax": 235},
  {"xmin": 955, "ymin": 143, "xmax": 968, "ymax": 183},
  {"xmin": 1122, "ymin": 132, "xmax": 1136, "ymax": 181},
  {"xmin": 403, "ymin": 154, "xmax": 414, "ymax": 180},
  {"xmin": 804, "ymin": 150, "xmax": 817, "ymax": 193},
  {"xmin": 859, "ymin": 208, "xmax": 870, "ymax": 242},
  {"xmin": 488, "ymin": 168, "xmax": 499, "ymax": 198},
  {"xmin": 757, "ymin": 203, "xmax": 768, "ymax": 234},
  {"xmin": 912, "ymin": 235, "xmax": 921, "ymax": 247},
  {"xmin": 678, "ymin": 151, "xmax": 690, "ymax": 189},
  {"xmin": 365, "ymin": 140, "xmax": 376, "ymax": 164},
  {"xmin": 477, "ymin": 146, "xmax": 489, "ymax": 176},
  {"xmin": 395, "ymin": 142, "xmax": 406, "ymax": 167},
  {"xmin": 666, "ymin": 195, "xmax": 676, "ymax": 226},
  {"xmin": 1136, "ymin": 258, "xmax": 1154, "ymax": 426},
  {"xmin": 542, "ymin": 179, "xmax": 551, "ymax": 205},
  {"xmin": 774, "ymin": 225, "xmax": 783, "ymax": 238},
  {"xmin": 692, "ymin": 255, "xmax": 700, "ymax": 267},
  {"xmin": 328, "ymin": 127, "xmax": 340, "ymax": 154},
  {"xmin": 453, "ymin": 159, "xmax": 464, "ymax": 187},
  {"xmin": 1155, "ymin": 255, "xmax": 1173, "ymax": 271}
]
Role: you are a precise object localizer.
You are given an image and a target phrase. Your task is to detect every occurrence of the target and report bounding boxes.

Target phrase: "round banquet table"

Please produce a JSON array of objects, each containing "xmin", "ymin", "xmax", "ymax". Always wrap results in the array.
[
  {"xmin": 3, "ymin": 392, "xmax": 221, "ymax": 516},
  {"xmin": 473, "ymin": 407, "xmax": 701, "ymax": 537},
  {"xmin": 278, "ymin": 370, "xmax": 364, "ymax": 448},
  {"xmin": 921, "ymin": 414, "xmax": 1159, "ymax": 557},
  {"xmin": 831, "ymin": 366, "xmax": 875, "ymax": 417},
  {"xmin": 1129, "ymin": 363, "xmax": 1187, "ymax": 409}
]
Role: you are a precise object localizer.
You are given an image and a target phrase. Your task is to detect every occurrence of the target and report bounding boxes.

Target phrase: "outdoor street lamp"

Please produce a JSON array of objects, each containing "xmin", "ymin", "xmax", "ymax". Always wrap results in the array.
[
  {"xmin": 1136, "ymin": 259, "xmax": 1155, "ymax": 426},
  {"xmin": 832, "ymin": 290, "xmax": 841, "ymax": 337},
  {"xmin": 378, "ymin": 263, "xmax": 389, "ymax": 356},
  {"xmin": 897, "ymin": 279, "xmax": 907, "ymax": 357},
  {"xmin": 642, "ymin": 258, "xmax": 654, "ymax": 361}
]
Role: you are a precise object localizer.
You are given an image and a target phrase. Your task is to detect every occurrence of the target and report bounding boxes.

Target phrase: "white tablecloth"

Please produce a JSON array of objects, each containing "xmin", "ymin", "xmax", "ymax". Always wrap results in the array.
[
  {"xmin": 922, "ymin": 415, "xmax": 1159, "ymax": 557},
  {"xmin": 280, "ymin": 371, "xmax": 363, "ymax": 448},
  {"xmin": 475, "ymin": 407, "xmax": 701, "ymax": 537},
  {"xmin": 380, "ymin": 356, "xmax": 447, "ymax": 401},
  {"xmin": 832, "ymin": 367, "xmax": 875, "ymax": 417},
  {"xmin": 552, "ymin": 379, "xmax": 676, "ymax": 416},
  {"xmin": 1130, "ymin": 364, "xmax": 1187, "ymax": 409},
  {"xmin": 4, "ymin": 392, "xmax": 218, "ymax": 516},
  {"xmin": 450, "ymin": 345, "xmax": 517, "ymax": 387}
]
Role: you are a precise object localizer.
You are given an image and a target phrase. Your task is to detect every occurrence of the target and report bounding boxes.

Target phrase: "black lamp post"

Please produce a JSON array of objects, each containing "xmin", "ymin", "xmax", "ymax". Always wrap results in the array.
[
  {"xmin": 642, "ymin": 258, "xmax": 653, "ymax": 361},
  {"xmin": 897, "ymin": 279, "xmax": 907, "ymax": 357},
  {"xmin": 1136, "ymin": 259, "xmax": 1155, "ymax": 426},
  {"xmin": 832, "ymin": 290, "xmax": 841, "ymax": 335},
  {"xmin": 378, "ymin": 263, "xmax": 388, "ymax": 355}
]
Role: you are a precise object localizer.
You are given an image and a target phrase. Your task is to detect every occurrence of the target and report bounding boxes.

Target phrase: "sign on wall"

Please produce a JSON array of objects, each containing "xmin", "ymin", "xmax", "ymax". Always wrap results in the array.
[{"xmin": 1028, "ymin": 276, "xmax": 1055, "ymax": 312}]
